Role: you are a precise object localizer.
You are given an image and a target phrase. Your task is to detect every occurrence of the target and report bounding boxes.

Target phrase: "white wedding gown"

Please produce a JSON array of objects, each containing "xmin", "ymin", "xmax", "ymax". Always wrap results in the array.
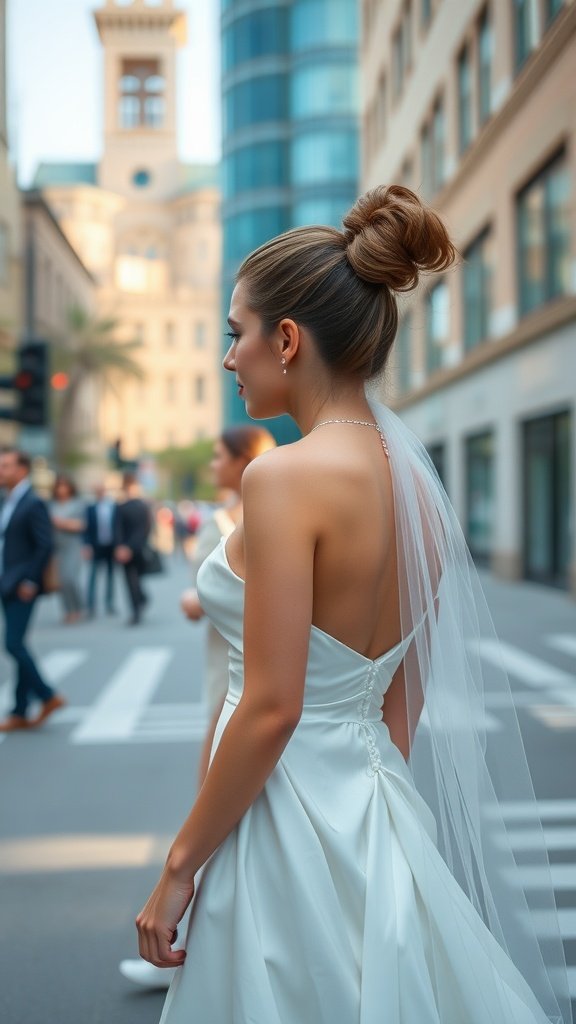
[{"xmin": 159, "ymin": 536, "xmax": 553, "ymax": 1024}]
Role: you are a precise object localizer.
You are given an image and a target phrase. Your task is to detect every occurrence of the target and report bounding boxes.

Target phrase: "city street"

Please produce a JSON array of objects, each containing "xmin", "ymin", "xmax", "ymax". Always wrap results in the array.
[{"xmin": 0, "ymin": 557, "xmax": 575, "ymax": 1024}]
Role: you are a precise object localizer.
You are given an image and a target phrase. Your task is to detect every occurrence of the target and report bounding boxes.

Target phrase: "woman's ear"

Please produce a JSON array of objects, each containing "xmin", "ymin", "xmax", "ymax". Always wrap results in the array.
[{"xmin": 276, "ymin": 317, "xmax": 300, "ymax": 369}]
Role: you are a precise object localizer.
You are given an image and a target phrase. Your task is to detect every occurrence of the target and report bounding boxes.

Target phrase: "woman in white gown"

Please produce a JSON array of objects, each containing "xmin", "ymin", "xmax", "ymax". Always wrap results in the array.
[{"xmin": 137, "ymin": 185, "xmax": 571, "ymax": 1023}]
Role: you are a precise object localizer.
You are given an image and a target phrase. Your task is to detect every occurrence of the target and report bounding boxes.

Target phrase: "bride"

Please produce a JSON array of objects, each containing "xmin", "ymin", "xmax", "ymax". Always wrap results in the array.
[{"xmin": 136, "ymin": 185, "xmax": 571, "ymax": 1023}]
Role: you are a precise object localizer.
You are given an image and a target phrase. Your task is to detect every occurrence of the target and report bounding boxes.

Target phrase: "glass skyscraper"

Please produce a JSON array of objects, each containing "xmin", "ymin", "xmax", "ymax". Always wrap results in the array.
[{"xmin": 221, "ymin": 0, "xmax": 359, "ymax": 440}]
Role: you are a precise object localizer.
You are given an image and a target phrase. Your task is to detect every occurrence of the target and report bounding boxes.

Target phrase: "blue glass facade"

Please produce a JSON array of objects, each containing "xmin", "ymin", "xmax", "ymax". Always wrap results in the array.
[{"xmin": 221, "ymin": 0, "xmax": 359, "ymax": 441}]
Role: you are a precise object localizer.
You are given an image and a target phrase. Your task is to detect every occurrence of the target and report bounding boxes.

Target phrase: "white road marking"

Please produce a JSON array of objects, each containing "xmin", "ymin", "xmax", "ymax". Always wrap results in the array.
[
  {"xmin": 71, "ymin": 648, "xmax": 172, "ymax": 744},
  {"xmin": 501, "ymin": 827, "xmax": 576, "ymax": 852},
  {"xmin": 476, "ymin": 639, "xmax": 574, "ymax": 690},
  {"xmin": 0, "ymin": 648, "xmax": 89, "ymax": 741},
  {"xmin": 41, "ymin": 649, "xmax": 88, "ymax": 684},
  {"xmin": 503, "ymin": 863, "xmax": 576, "ymax": 890},
  {"xmin": 546, "ymin": 635, "xmax": 576, "ymax": 659},
  {"xmin": 497, "ymin": 800, "xmax": 576, "ymax": 821}
]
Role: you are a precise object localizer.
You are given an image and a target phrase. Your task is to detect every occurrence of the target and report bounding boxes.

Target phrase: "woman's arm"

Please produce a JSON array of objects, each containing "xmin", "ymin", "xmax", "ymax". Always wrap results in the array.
[
  {"xmin": 51, "ymin": 516, "xmax": 84, "ymax": 533},
  {"xmin": 137, "ymin": 452, "xmax": 315, "ymax": 967}
]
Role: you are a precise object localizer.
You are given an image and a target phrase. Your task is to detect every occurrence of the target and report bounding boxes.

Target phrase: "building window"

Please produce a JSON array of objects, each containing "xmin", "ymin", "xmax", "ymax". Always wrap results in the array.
[
  {"xmin": 523, "ymin": 410, "xmax": 571, "ymax": 587},
  {"xmin": 291, "ymin": 64, "xmax": 358, "ymax": 120},
  {"xmin": 195, "ymin": 376, "xmax": 205, "ymax": 403},
  {"xmin": 432, "ymin": 96, "xmax": 445, "ymax": 191},
  {"xmin": 392, "ymin": 2, "xmax": 412, "ymax": 101},
  {"xmin": 420, "ymin": 122, "xmax": 432, "ymax": 198},
  {"xmin": 223, "ymin": 7, "xmax": 287, "ymax": 73},
  {"xmin": 132, "ymin": 169, "xmax": 151, "ymax": 188},
  {"xmin": 396, "ymin": 313, "xmax": 412, "ymax": 394},
  {"xmin": 376, "ymin": 74, "xmax": 387, "ymax": 143},
  {"xmin": 425, "ymin": 280, "xmax": 449, "ymax": 373},
  {"xmin": 514, "ymin": 0, "xmax": 537, "ymax": 71},
  {"xmin": 292, "ymin": 130, "xmax": 358, "ymax": 186},
  {"xmin": 195, "ymin": 322, "xmax": 206, "ymax": 348},
  {"xmin": 428, "ymin": 442, "xmax": 447, "ymax": 491},
  {"xmin": 0, "ymin": 221, "xmax": 8, "ymax": 284},
  {"xmin": 477, "ymin": 7, "xmax": 492, "ymax": 125},
  {"xmin": 457, "ymin": 46, "xmax": 472, "ymax": 154},
  {"xmin": 421, "ymin": 0, "xmax": 432, "ymax": 29},
  {"xmin": 545, "ymin": 0, "xmax": 564, "ymax": 23},
  {"xmin": 165, "ymin": 322, "xmax": 175, "ymax": 347},
  {"xmin": 517, "ymin": 151, "xmax": 570, "ymax": 316},
  {"xmin": 400, "ymin": 156, "xmax": 413, "ymax": 188},
  {"xmin": 224, "ymin": 74, "xmax": 287, "ymax": 135},
  {"xmin": 465, "ymin": 431, "xmax": 495, "ymax": 563},
  {"xmin": 166, "ymin": 376, "xmax": 176, "ymax": 401},
  {"xmin": 462, "ymin": 228, "xmax": 493, "ymax": 350},
  {"xmin": 118, "ymin": 59, "xmax": 165, "ymax": 130}
]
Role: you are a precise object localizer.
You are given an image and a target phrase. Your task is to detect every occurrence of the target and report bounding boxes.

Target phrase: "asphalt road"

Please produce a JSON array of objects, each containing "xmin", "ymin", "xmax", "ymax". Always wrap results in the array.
[{"xmin": 0, "ymin": 555, "xmax": 575, "ymax": 1024}]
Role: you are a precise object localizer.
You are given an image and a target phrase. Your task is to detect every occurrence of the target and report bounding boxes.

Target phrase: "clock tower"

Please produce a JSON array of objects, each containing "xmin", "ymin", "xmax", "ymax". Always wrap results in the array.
[{"xmin": 95, "ymin": 0, "xmax": 186, "ymax": 199}]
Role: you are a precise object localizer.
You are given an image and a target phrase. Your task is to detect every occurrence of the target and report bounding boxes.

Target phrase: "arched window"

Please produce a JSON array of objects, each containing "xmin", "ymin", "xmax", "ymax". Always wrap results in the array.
[
  {"xmin": 145, "ymin": 75, "xmax": 165, "ymax": 93},
  {"xmin": 118, "ymin": 59, "xmax": 164, "ymax": 129}
]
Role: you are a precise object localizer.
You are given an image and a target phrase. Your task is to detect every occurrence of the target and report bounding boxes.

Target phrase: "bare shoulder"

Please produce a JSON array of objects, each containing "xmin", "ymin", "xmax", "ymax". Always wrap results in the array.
[
  {"xmin": 241, "ymin": 440, "xmax": 310, "ymax": 494},
  {"xmin": 241, "ymin": 441, "xmax": 329, "ymax": 538}
]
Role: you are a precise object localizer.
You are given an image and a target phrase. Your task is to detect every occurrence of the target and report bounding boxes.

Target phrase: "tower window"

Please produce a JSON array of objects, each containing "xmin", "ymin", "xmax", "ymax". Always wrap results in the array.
[{"xmin": 118, "ymin": 59, "xmax": 165, "ymax": 129}]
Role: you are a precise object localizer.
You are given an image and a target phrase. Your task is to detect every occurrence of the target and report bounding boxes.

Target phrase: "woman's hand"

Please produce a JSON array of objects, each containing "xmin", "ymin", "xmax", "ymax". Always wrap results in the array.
[
  {"xmin": 114, "ymin": 545, "xmax": 132, "ymax": 564},
  {"xmin": 136, "ymin": 866, "xmax": 195, "ymax": 968},
  {"xmin": 180, "ymin": 588, "xmax": 203, "ymax": 621}
]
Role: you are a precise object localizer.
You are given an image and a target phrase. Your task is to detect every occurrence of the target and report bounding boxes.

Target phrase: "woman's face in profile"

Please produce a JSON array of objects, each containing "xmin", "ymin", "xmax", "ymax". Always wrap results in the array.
[
  {"xmin": 210, "ymin": 440, "xmax": 243, "ymax": 492},
  {"xmin": 223, "ymin": 282, "xmax": 287, "ymax": 421}
]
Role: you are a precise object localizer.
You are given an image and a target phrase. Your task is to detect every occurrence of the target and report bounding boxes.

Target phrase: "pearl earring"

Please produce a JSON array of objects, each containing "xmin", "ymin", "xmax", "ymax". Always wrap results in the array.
[{"xmin": 281, "ymin": 358, "xmax": 287, "ymax": 375}]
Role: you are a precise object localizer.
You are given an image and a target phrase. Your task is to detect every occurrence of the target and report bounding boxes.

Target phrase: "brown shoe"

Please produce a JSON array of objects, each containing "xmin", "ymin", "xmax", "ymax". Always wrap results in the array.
[
  {"xmin": 34, "ymin": 695, "xmax": 67, "ymax": 726},
  {"xmin": 0, "ymin": 715, "xmax": 33, "ymax": 732}
]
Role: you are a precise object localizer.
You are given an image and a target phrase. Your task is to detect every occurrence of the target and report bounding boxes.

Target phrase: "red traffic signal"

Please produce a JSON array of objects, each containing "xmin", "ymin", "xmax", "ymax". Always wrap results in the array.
[{"xmin": 51, "ymin": 372, "xmax": 69, "ymax": 391}]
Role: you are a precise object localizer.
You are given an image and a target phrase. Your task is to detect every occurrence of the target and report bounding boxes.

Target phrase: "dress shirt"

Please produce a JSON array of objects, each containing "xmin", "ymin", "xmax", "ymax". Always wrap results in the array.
[{"xmin": 95, "ymin": 498, "xmax": 114, "ymax": 546}]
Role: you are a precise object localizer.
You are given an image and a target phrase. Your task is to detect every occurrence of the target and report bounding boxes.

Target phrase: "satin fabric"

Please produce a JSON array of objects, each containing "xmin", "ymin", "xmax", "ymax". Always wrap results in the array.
[{"xmin": 159, "ymin": 538, "xmax": 552, "ymax": 1024}]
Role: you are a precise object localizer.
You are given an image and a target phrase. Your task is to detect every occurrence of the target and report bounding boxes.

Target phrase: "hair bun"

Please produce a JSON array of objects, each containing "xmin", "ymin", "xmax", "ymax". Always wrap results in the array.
[{"xmin": 343, "ymin": 184, "xmax": 456, "ymax": 291}]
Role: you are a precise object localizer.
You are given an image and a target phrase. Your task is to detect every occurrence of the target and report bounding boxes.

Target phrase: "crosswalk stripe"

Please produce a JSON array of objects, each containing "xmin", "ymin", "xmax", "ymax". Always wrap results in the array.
[
  {"xmin": 546, "ymin": 635, "xmax": 576, "ymax": 659},
  {"xmin": 497, "ymin": 800, "xmax": 576, "ymax": 821},
  {"xmin": 503, "ymin": 864, "xmax": 576, "ymax": 890},
  {"xmin": 502, "ymin": 827, "xmax": 576, "ymax": 852},
  {"xmin": 41, "ymin": 649, "xmax": 88, "ymax": 684},
  {"xmin": 530, "ymin": 908, "xmax": 576, "ymax": 939},
  {"xmin": 72, "ymin": 648, "xmax": 172, "ymax": 744},
  {"xmin": 476, "ymin": 639, "xmax": 575, "ymax": 690}
]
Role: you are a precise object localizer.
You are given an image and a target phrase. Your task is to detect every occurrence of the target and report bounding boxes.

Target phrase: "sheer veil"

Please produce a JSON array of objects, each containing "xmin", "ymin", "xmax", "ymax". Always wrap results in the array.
[{"xmin": 367, "ymin": 386, "xmax": 572, "ymax": 1024}]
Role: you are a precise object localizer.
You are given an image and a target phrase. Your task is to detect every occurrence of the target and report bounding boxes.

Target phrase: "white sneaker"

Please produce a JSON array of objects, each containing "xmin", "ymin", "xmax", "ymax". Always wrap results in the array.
[{"xmin": 119, "ymin": 958, "xmax": 175, "ymax": 989}]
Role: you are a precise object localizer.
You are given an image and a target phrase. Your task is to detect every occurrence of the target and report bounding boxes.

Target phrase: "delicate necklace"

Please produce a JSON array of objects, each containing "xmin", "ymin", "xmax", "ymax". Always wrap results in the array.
[{"xmin": 309, "ymin": 418, "xmax": 389, "ymax": 458}]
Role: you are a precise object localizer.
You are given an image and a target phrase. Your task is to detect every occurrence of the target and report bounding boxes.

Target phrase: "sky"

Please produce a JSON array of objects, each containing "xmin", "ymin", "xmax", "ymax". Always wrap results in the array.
[{"xmin": 7, "ymin": 0, "xmax": 221, "ymax": 187}]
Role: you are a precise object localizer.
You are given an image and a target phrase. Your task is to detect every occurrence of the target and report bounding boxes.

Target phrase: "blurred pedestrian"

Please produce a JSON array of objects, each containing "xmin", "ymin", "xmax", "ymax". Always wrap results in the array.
[
  {"xmin": 84, "ymin": 483, "xmax": 118, "ymax": 618},
  {"xmin": 119, "ymin": 423, "xmax": 276, "ymax": 990},
  {"xmin": 114, "ymin": 473, "xmax": 151, "ymax": 626},
  {"xmin": 182, "ymin": 425, "xmax": 276, "ymax": 782},
  {"xmin": 50, "ymin": 474, "xmax": 86, "ymax": 624},
  {"xmin": 0, "ymin": 449, "xmax": 66, "ymax": 732}
]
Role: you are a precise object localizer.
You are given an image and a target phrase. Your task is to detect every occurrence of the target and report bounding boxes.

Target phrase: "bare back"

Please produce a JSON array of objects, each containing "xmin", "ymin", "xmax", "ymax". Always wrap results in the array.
[{"xmin": 225, "ymin": 426, "xmax": 401, "ymax": 662}]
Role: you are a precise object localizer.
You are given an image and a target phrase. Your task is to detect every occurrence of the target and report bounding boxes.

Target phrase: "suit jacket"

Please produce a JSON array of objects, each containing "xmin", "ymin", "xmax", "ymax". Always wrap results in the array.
[
  {"xmin": 84, "ymin": 501, "xmax": 118, "ymax": 549},
  {"xmin": 114, "ymin": 498, "xmax": 151, "ymax": 554},
  {"xmin": 0, "ymin": 488, "xmax": 54, "ymax": 598}
]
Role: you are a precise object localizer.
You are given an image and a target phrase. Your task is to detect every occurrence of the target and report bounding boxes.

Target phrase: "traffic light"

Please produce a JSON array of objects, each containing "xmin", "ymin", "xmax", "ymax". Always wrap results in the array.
[{"xmin": 14, "ymin": 341, "xmax": 49, "ymax": 426}]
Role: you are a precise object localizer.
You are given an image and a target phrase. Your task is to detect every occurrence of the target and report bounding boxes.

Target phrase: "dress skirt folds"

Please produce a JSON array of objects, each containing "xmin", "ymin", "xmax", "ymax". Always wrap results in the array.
[{"xmin": 157, "ymin": 539, "xmax": 556, "ymax": 1024}]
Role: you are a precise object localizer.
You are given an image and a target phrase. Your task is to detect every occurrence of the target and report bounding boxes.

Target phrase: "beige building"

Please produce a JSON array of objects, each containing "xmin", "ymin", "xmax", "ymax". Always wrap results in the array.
[
  {"xmin": 0, "ymin": 0, "xmax": 20, "ymax": 443},
  {"xmin": 35, "ymin": 0, "xmax": 221, "ymax": 460},
  {"xmin": 362, "ymin": 0, "xmax": 576, "ymax": 594}
]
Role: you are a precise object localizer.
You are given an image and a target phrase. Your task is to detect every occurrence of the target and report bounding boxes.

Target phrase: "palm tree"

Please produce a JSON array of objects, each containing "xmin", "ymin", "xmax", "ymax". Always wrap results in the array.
[{"xmin": 52, "ymin": 305, "xmax": 145, "ymax": 467}]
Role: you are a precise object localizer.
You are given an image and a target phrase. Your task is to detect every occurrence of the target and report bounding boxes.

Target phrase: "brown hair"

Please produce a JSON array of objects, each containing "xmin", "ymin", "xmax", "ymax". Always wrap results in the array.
[
  {"xmin": 237, "ymin": 184, "xmax": 456, "ymax": 380},
  {"xmin": 220, "ymin": 425, "xmax": 276, "ymax": 462},
  {"xmin": 52, "ymin": 473, "xmax": 78, "ymax": 499}
]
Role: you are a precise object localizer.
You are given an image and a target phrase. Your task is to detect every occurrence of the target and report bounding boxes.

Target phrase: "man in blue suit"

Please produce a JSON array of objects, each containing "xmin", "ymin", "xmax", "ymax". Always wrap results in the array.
[
  {"xmin": 84, "ymin": 483, "xmax": 118, "ymax": 617},
  {"xmin": 0, "ymin": 449, "xmax": 65, "ymax": 732}
]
